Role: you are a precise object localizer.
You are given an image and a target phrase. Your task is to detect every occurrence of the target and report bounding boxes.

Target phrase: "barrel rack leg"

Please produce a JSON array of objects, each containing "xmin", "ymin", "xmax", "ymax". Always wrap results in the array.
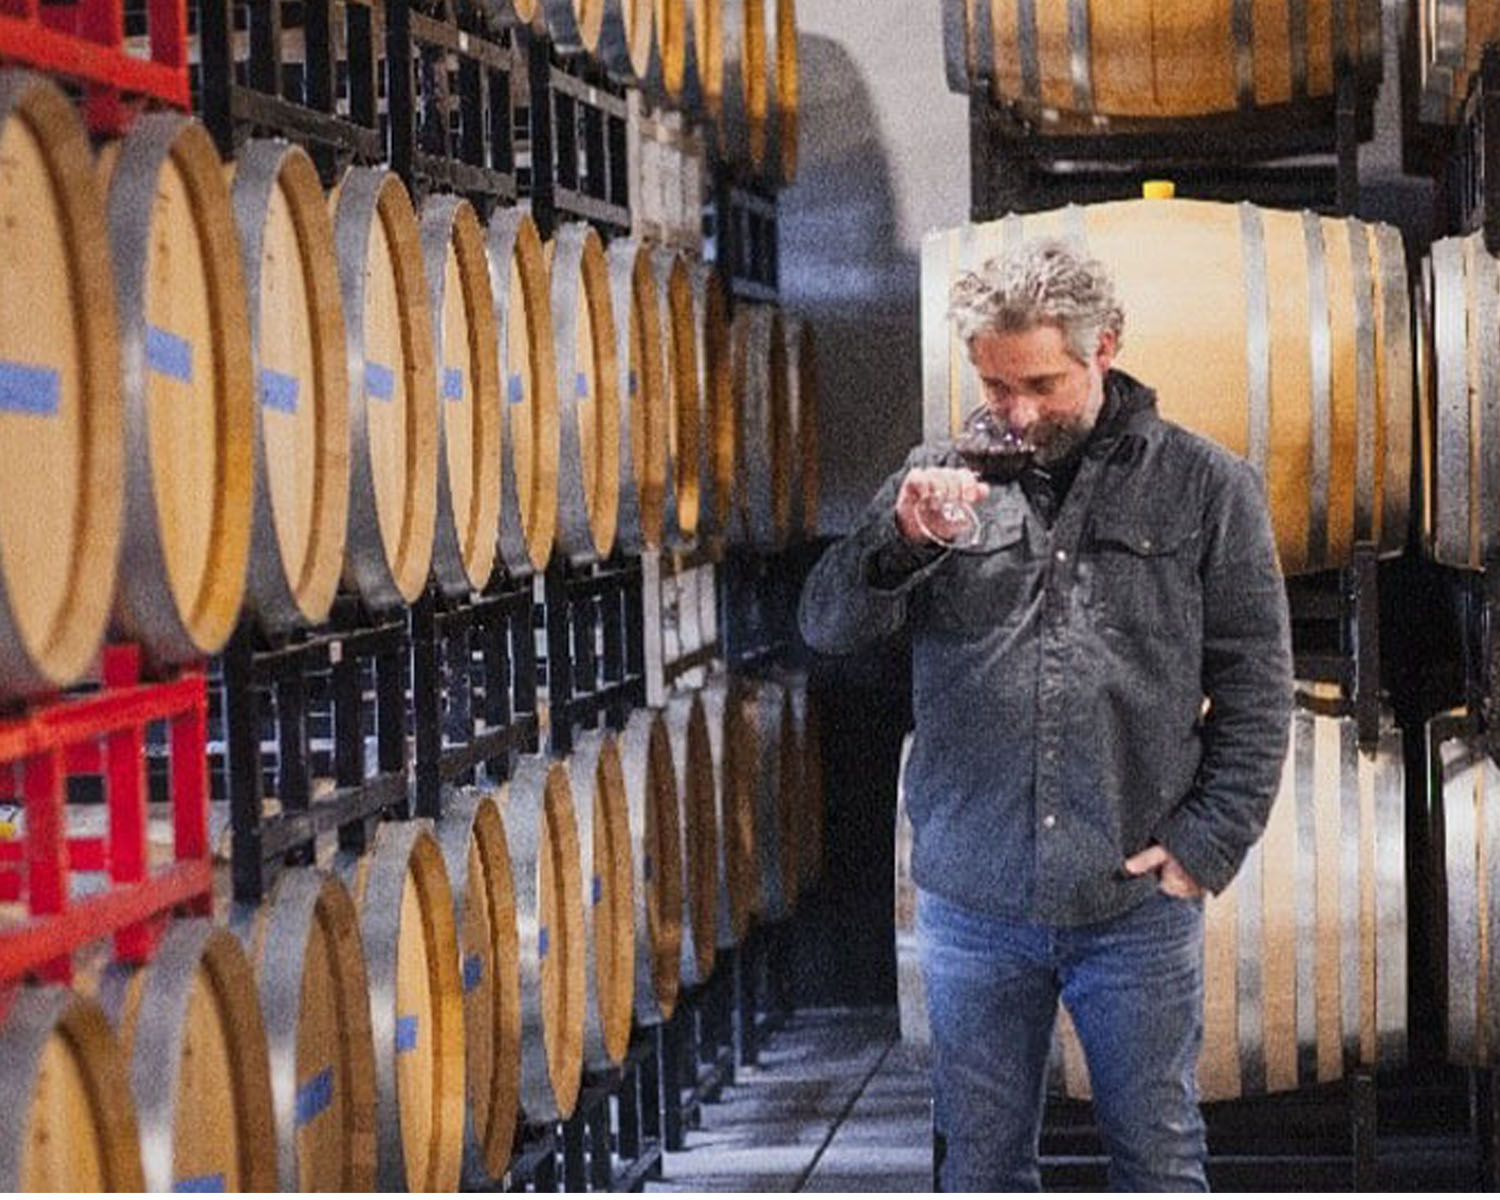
[
  {"xmin": 1479, "ymin": 1066, "xmax": 1500, "ymax": 1190},
  {"xmin": 561, "ymin": 1110, "xmax": 587, "ymax": 1190},
  {"xmin": 1350, "ymin": 1069, "xmax": 1378, "ymax": 1189},
  {"xmin": 661, "ymin": 1009, "xmax": 686, "ymax": 1149},
  {"xmin": 587, "ymin": 1085, "xmax": 613, "ymax": 1190}
]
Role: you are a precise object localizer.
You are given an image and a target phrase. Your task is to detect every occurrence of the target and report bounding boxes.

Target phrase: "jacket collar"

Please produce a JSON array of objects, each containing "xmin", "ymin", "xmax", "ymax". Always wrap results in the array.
[{"xmin": 1085, "ymin": 369, "xmax": 1160, "ymax": 463}]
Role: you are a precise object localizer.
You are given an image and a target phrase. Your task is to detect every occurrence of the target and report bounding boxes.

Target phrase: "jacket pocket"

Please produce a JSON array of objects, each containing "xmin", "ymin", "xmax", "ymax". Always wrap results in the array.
[
  {"xmin": 1085, "ymin": 513, "xmax": 1201, "ymax": 637},
  {"xmin": 927, "ymin": 508, "xmax": 1034, "ymax": 638}
]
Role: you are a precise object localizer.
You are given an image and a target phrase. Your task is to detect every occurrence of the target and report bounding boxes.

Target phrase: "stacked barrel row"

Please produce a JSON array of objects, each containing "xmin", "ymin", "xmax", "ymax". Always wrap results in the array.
[
  {"xmin": 0, "ymin": 69, "xmax": 818, "ymax": 704},
  {"xmin": 0, "ymin": 672, "xmax": 822, "ymax": 1191},
  {"xmin": 538, "ymin": 0, "xmax": 799, "ymax": 183}
]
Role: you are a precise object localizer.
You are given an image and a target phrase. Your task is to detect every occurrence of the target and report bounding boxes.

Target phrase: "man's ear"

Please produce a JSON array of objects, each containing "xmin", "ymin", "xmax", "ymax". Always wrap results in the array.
[{"xmin": 1095, "ymin": 328, "xmax": 1119, "ymax": 373}]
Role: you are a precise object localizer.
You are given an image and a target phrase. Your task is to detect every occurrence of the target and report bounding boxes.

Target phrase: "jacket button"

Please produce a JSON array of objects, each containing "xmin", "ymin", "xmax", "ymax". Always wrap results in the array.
[
  {"xmin": 1042, "ymin": 814, "xmax": 1057, "ymax": 830},
  {"xmin": 1054, "ymin": 549, "xmax": 1068, "ymax": 563}
]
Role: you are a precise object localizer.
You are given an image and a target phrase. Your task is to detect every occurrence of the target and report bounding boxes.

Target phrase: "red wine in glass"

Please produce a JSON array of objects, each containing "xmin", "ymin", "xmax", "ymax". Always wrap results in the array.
[{"xmin": 956, "ymin": 409, "xmax": 1033, "ymax": 483}]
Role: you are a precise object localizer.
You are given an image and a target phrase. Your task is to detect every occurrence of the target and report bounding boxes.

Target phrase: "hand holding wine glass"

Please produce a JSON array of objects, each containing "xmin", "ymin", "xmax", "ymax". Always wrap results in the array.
[{"xmin": 897, "ymin": 408, "xmax": 1035, "ymax": 548}]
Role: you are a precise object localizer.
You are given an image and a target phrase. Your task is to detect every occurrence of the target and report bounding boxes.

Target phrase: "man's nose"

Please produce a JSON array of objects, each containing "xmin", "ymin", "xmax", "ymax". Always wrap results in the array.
[{"xmin": 993, "ymin": 396, "xmax": 1039, "ymax": 431}]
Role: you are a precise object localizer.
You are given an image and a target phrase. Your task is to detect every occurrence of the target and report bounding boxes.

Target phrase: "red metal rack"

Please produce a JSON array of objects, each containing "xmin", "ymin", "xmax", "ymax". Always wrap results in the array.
[
  {"xmin": 0, "ymin": 644, "xmax": 210, "ymax": 986},
  {"xmin": 0, "ymin": 0, "xmax": 189, "ymax": 133}
]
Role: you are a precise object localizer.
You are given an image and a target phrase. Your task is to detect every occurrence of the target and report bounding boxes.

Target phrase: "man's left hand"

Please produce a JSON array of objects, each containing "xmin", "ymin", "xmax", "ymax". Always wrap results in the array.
[{"xmin": 1122, "ymin": 844, "xmax": 1204, "ymax": 899}]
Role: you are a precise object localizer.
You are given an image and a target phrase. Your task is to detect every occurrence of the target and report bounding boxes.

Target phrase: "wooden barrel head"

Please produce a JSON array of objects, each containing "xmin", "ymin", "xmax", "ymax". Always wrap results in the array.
[
  {"xmin": 610, "ymin": 238, "xmax": 669, "ymax": 553},
  {"xmin": 656, "ymin": 249, "xmax": 701, "ymax": 544},
  {"xmin": 549, "ymin": 224, "xmax": 622, "ymax": 563},
  {"xmin": 599, "ymin": 0, "xmax": 656, "ymax": 79},
  {"xmin": 103, "ymin": 920, "xmax": 276, "ymax": 1192},
  {"xmin": 424, "ymin": 196, "xmax": 502, "ymax": 596},
  {"xmin": 232, "ymin": 139, "xmax": 350, "ymax": 633},
  {"xmin": 333, "ymin": 168, "xmax": 438, "ymax": 610},
  {"xmin": 922, "ymin": 199, "xmax": 1412, "ymax": 576},
  {"xmin": 718, "ymin": 0, "xmax": 768, "ymax": 170},
  {"xmin": 0, "ymin": 988, "xmax": 144, "ymax": 1191},
  {"xmin": 0, "ymin": 72, "xmax": 121, "ymax": 697},
  {"xmin": 763, "ymin": 0, "xmax": 798, "ymax": 185},
  {"xmin": 544, "ymin": 0, "xmax": 606, "ymax": 50},
  {"xmin": 785, "ymin": 315, "xmax": 818, "ymax": 539},
  {"xmin": 692, "ymin": 0, "xmax": 725, "ymax": 118},
  {"xmin": 490, "ymin": 210, "xmax": 559, "ymax": 576},
  {"xmin": 622, "ymin": 706, "xmax": 684, "ymax": 1022},
  {"xmin": 341, "ymin": 823, "xmax": 464, "ymax": 1191},
  {"xmin": 437, "ymin": 788, "xmax": 522, "ymax": 1185},
  {"xmin": 656, "ymin": 0, "xmax": 689, "ymax": 97},
  {"xmin": 103, "ymin": 113, "xmax": 254, "ymax": 661},
  {"xmin": 731, "ymin": 304, "xmax": 792, "ymax": 550},
  {"xmin": 667, "ymin": 690, "xmax": 718, "ymax": 985},
  {"xmin": 700, "ymin": 676, "xmax": 757, "ymax": 945}
]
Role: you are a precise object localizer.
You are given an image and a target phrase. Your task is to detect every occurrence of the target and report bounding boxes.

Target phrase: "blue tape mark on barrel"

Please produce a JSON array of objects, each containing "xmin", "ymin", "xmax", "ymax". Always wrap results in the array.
[
  {"xmin": 507, "ymin": 374, "xmax": 525, "ymax": 405},
  {"xmin": 575, "ymin": 372, "xmax": 588, "ymax": 399},
  {"xmin": 173, "ymin": 1175, "xmax": 227, "ymax": 1192},
  {"xmin": 591, "ymin": 875, "xmax": 602, "ymax": 906},
  {"xmin": 443, "ymin": 367, "xmax": 464, "ymax": 401},
  {"xmin": 260, "ymin": 368, "xmax": 299, "ymax": 414},
  {"xmin": 366, "ymin": 361, "xmax": 395, "ymax": 401},
  {"xmin": 463, "ymin": 954, "xmax": 484, "ymax": 992},
  {"xmin": 628, "ymin": 369, "xmax": 639, "ymax": 398},
  {"xmin": 0, "ymin": 361, "xmax": 60, "ymax": 416},
  {"xmin": 538, "ymin": 926, "xmax": 549, "ymax": 960},
  {"xmin": 294, "ymin": 1067, "xmax": 334, "ymax": 1126},
  {"xmin": 395, "ymin": 1015, "xmax": 419, "ymax": 1053},
  {"xmin": 146, "ymin": 326, "xmax": 193, "ymax": 383},
  {"xmin": 643, "ymin": 852, "xmax": 654, "ymax": 883}
]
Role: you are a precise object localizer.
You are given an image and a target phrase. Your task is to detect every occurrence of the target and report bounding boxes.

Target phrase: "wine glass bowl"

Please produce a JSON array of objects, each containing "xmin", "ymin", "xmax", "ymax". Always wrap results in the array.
[{"xmin": 913, "ymin": 407, "xmax": 1030, "ymax": 548}]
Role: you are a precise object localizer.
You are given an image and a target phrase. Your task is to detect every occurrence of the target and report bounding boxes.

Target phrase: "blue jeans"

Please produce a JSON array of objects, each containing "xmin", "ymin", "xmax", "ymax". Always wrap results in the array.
[{"xmin": 917, "ymin": 887, "xmax": 1208, "ymax": 1191}]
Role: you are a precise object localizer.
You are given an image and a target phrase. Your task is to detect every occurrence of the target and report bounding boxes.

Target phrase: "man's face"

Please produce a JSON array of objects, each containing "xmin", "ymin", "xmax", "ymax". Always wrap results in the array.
[{"xmin": 967, "ymin": 322, "xmax": 1118, "ymax": 467}]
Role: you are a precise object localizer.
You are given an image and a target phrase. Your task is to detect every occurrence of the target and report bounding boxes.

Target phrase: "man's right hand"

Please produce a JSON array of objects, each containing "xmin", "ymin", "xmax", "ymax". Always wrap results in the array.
[{"xmin": 895, "ymin": 467, "xmax": 988, "ymax": 544}]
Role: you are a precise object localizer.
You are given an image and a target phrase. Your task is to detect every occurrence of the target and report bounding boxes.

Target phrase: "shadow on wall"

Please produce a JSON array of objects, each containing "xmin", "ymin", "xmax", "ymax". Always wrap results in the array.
[
  {"xmin": 781, "ymin": 33, "xmax": 921, "ymax": 1010},
  {"xmin": 780, "ymin": 33, "xmax": 925, "ymax": 537}
]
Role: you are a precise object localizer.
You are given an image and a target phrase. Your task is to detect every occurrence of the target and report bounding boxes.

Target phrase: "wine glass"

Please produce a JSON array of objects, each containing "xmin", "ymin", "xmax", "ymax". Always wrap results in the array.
[{"xmin": 913, "ymin": 407, "xmax": 1032, "ymax": 548}]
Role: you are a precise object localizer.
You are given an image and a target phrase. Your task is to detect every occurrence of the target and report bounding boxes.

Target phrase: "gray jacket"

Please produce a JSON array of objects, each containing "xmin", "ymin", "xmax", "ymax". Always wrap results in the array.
[{"xmin": 799, "ymin": 372, "xmax": 1293, "ymax": 925}]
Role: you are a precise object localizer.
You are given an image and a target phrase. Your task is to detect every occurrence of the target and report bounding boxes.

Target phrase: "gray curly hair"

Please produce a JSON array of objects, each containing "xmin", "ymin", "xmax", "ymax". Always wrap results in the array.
[{"xmin": 948, "ymin": 238, "xmax": 1125, "ymax": 364}]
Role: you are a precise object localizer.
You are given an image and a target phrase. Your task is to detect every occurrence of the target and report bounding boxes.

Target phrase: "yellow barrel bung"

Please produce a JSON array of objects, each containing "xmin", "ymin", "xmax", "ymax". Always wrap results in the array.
[
  {"xmin": 699, "ymin": 674, "xmax": 757, "ymax": 946},
  {"xmin": 543, "ymin": 0, "xmax": 606, "ymax": 52},
  {"xmin": 435, "ymin": 788, "xmax": 522, "ymax": 1186},
  {"xmin": 332, "ymin": 167, "xmax": 438, "ymax": 612},
  {"xmin": 666, "ymin": 689, "xmax": 718, "ymax": 986},
  {"xmin": 505, "ymin": 754, "xmax": 587, "ymax": 1122},
  {"xmin": 653, "ymin": 248, "xmax": 700, "ymax": 547},
  {"xmin": 231, "ymin": 867, "xmax": 377, "ymax": 1191},
  {"xmin": 96, "ymin": 920, "xmax": 276, "ymax": 1192},
  {"xmin": 730, "ymin": 303, "xmax": 792, "ymax": 550},
  {"xmin": 620, "ymin": 706, "xmax": 684, "ymax": 1022},
  {"xmin": 693, "ymin": 263, "xmax": 733, "ymax": 552},
  {"xmin": 489, "ymin": 209, "xmax": 560, "ymax": 577},
  {"xmin": 548, "ymin": 223, "xmax": 622, "ymax": 564},
  {"xmin": 922, "ymin": 199, "xmax": 1412, "ymax": 576},
  {"xmin": 784, "ymin": 315, "xmax": 819, "ymax": 540},
  {"xmin": 102, "ymin": 113, "xmax": 253, "ymax": 662},
  {"xmin": 422, "ymin": 196, "xmax": 502, "ymax": 597},
  {"xmin": 231, "ymin": 139, "xmax": 350, "ymax": 634},
  {"xmin": 717, "ymin": 0, "xmax": 768, "ymax": 171},
  {"xmin": 942, "ymin": 0, "xmax": 1382, "ymax": 121},
  {"xmin": 0, "ymin": 987, "xmax": 145, "ymax": 1190},
  {"xmin": 608, "ymin": 237, "xmax": 669, "ymax": 553},
  {"xmin": 339, "ymin": 822, "xmax": 465, "ymax": 1192},
  {"xmin": 898, "ymin": 700, "xmax": 1408, "ymax": 1102},
  {"xmin": 567, "ymin": 730, "xmax": 637, "ymax": 1069},
  {"xmin": 0, "ymin": 72, "xmax": 122, "ymax": 698}
]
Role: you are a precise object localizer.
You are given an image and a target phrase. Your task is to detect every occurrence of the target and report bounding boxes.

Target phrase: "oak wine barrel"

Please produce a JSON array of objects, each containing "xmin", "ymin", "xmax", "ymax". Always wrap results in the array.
[
  {"xmin": 332, "ymin": 167, "xmax": 438, "ymax": 611},
  {"xmin": 762, "ymin": 0, "xmax": 798, "ymax": 185},
  {"xmin": 730, "ymin": 303, "xmax": 792, "ymax": 550},
  {"xmin": 716, "ymin": 0, "xmax": 768, "ymax": 171},
  {"xmin": 941, "ymin": 0, "xmax": 1381, "ymax": 122},
  {"xmin": 599, "ymin": 0, "xmax": 656, "ymax": 82},
  {"xmin": 548, "ymin": 223, "xmax": 622, "ymax": 564},
  {"xmin": 620, "ymin": 705, "xmax": 685, "ymax": 1022},
  {"xmin": 567, "ymin": 730, "xmax": 637, "ymax": 1068},
  {"xmin": 103, "ymin": 112, "xmax": 254, "ymax": 661},
  {"xmin": 699, "ymin": 675, "xmax": 757, "ymax": 946},
  {"xmin": 922, "ymin": 198, "xmax": 1412, "ymax": 576},
  {"xmin": 97, "ymin": 919, "xmax": 277, "ymax": 1192},
  {"xmin": 506, "ymin": 754, "xmax": 587, "ymax": 1121},
  {"xmin": 897, "ymin": 697, "xmax": 1408, "ymax": 1100},
  {"xmin": 1417, "ymin": 0, "xmax": 1498, "ymax": 122},
  {"xmin": 749, "ymin": 677, "xmax": 800, "ymax": 920},
  {"xmin": 423, "ymin": 195, "xmax": 502, "ymax": 597},
  {"xmin": 230, "ymin": 866, "xmax": 378, "ymax": 1191},
  {"xmin": 544, "ymin": 0, "xmax": 605, "ymax": 53},
  {"xmin": 654, "ymin": 248, "xmax": 700, "ymax": 546},
  {"xmin": 0, "ymin": 987, "xmax": 144, "ymax": 1190},
  {"xmin": 666, "ymin": 689, "xmax": 719, "ymax": 986},
  {"xmin": 338, "ymin": 821, "xmax": 465, "ymax": 1191},
  {"xmin": 608, "ymin": 237, "xmax": 670, "ymax": 553},
  {"xmin": 435, "ymin": 787, "xmax": 523, "ymax": 1186},
  {"xmin": 489, "ymin": 209, "xmax": 561, "ymax": 576},
  {"xmin": 695, "ymin": 262, "xmax": 733, "ymax": 551},
  {"xmin": 785, "ymin": 315, "xmax": 819, "ymax": 540},
  {"xmin": 688, "ymin": 0, "xmax": 724, "ymax": 119},
  {"xmin": 0, "ymin": 72, "xmax": 122, "ymax": 698},
  {"xmin": 231, "ymin": 139, "xmax": 351, "ymax": 634},
  {"xmin": 650, "ymin": 0, "xmax": 690, "ymax": 103}
]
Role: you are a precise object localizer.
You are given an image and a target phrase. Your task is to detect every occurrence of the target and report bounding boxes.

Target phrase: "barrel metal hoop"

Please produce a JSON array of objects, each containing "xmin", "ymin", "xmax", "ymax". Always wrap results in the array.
[
  {"xmin": 1302, "ymin": 211, "xmax": 1332, "ymax": 570},
  {"xmin": 1240, "ymin": 203, "xmax": 1272, "ymax": 479}
]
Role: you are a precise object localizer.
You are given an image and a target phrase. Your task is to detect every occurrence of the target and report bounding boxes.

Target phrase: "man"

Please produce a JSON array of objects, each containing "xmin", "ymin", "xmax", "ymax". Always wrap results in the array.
[{"xmin": 799, "ymin": 239, "xmax": 1292, "ymax": 1190}]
